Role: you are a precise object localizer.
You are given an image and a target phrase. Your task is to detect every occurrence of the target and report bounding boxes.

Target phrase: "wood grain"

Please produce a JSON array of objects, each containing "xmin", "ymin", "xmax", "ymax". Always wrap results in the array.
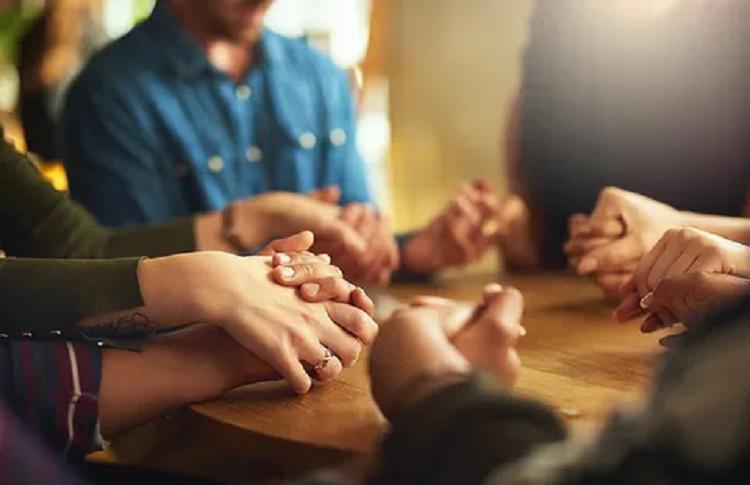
[{"xmin": 105, "ymin": 271, "xmax": 674, "ymax": 481}]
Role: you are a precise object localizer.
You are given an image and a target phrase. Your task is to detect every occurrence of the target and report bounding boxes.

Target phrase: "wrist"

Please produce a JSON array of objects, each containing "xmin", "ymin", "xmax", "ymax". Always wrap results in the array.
[{"xmin": 401, "ymin": 230, "xmax": 440, "ymax": 274}]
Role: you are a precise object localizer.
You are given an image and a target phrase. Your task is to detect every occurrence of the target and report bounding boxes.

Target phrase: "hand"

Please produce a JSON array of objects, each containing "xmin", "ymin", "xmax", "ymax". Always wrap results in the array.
[
  {"xmin": 333, "ymin": 203, "xmax": 399, "ymax": 285},
  {"xmin": 402, "ymin": 179, "xmax": 502, "ymax": 273},
  {"xmin": 137, "ymin": 242, "xmax": 378, "ymax": 395},
  {"xmin": 370, "ymin": 284, "xmax": 524, "ymax": 418},
  {"xmin": 622, "ymin": 227, "xmax": 750, "ymax": 300},
  {"xmin": 565, "ymin": 187, "xmax": 685, "ymax": 276},
  {"xmin": 235, "ymin": 191, "xmax": 368, "ymax": 259},
  {"xmin": 615, "ymin": 272, "xmax": 750, "ymax": 332}
]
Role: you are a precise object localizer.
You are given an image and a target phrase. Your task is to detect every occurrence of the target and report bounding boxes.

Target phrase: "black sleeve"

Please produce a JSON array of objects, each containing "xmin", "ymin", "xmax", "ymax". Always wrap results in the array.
[{"xmin": 370, "ymin": 373, "xmax": 567, "ymax": 485}]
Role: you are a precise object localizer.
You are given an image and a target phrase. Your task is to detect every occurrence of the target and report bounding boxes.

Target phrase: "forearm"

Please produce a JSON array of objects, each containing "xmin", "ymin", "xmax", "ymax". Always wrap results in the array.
[
  {"xmin": 684, "ymin": 212, "xmax": 750, "ymax": 245},
  {"xmin": 98, "ymin": 324, "xmax": 275, "ymax": 437}
]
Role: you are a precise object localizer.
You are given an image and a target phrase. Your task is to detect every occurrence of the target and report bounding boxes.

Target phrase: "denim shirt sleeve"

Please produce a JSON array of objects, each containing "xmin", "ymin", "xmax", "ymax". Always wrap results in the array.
[{"xmin": 61, "ymin": 79, "xmax": 181, "ymax": 227}]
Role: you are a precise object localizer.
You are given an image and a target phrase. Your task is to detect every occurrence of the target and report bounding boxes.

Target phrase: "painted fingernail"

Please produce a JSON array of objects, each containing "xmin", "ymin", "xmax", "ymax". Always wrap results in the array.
[
  {"xmin": 276, "ymin": 253, "xmax": 291, "ymax": 264},
  {"xmin": 578, "ymin": 257, "xmax": 598, "ymax": 274},
  {"xmin": 640, "ymin": 292, "xmax": 655, "ymax": 309},
  {"xmin": 303, "ymin": 283, "xmax": 320, "ymax": 296},
  {"xmin": 279, "ymin": 266, "xmax": 295, "ymax": 279}
]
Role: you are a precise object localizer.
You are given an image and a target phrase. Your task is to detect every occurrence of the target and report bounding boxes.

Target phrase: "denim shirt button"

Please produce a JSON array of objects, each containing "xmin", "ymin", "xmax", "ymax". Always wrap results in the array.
[
  {"xmin": 246, "ymin": 146, "xmax": 263, "ymax": 163},
  {"xmin": 330, "ymin": 128, "xmax": 347, "ymax": 146},
  {"xmin": 207, "ymin": 155, "xmax": 225, "ymax": 173},
  {"xmin": 298, "ymin": 132, "xmax": 317, "ymax": 150},
  {"xmin": 235, "ymin": 85, "xmax": 252, "ymax": 101}
]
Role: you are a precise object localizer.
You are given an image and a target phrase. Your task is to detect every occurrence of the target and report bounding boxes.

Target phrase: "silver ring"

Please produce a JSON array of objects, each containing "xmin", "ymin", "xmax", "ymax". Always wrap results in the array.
[{"xmin": 313, "ymin": 347, "xmax": 334, "ymax": 372}]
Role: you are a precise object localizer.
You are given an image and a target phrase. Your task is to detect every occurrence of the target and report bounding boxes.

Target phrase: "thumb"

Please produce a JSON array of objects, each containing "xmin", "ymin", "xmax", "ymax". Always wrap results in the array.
[
  {"xmin": 308, "ymin": 185, "xmax": 342, "ymax": 204},
  {"xmin": 477, "ymin": 284, "xmax": 525, "ymax": 341},
  {"xmin": 588, "ymin": 189, "xmax": 628, "ymax": 238},
  {"xmin": 257, "ymin": 231, "xmax": 315, "ymax": 256}
]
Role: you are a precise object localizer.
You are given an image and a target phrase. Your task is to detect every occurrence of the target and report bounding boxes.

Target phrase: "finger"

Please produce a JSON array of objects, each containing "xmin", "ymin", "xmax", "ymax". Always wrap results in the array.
[
  {"xmin": 340, "ymin": 204, "xmax": 364, "ymax": 226},
  {"xmin": 268, "ymin": 352, "xmax": 313, "ymax": 395},
  {"xmin": 308, "ymin": 185, "xmax": 341, "ymax": 204},
  {"xmin": 594, "ymin": 272, "xmax": 632, "ymax": 301},
  {"xmin": 409, "ymin": 295, "xmax": 455, "ymax": 307},
  {"xmin": 478, "ymin": 286, "xmax": 524, "ymax": 341},
  {"xmin": 620, "ymin": 275, "xmax": 637, "ymax": 297},
  {"xmin": 273, "ymin": 262, "xmax": 343, "ymax": 286},
  {"xmin": 640, "ymin": 313, "xmax": 664, "ymax": 333},
  {"xmin": 257, "ymin": 231, "xmax": 315, "ymax": 256},
  {"xmin": 577, "ymin": 237, "xmax": 642, "ymax": 275},
  {"xmin": 588, "ymin": 217, "xmax": 626, "ymax": 239},
  {"xmin": 351, "ymin": 287, "xmax": 375, "ymax": 316},
  {"xmin": 453, "ymin": 192, "xmax": 483, "ymax": 226},
  {"xmin": 632, "ymin": 235, "xmax": 669, "ymax": 297},
  {"xmin": 613, "ymin": 291, "xmax": 646, "ymax": 321},
  {"xmin": 272, "ymin": 251, "xmax": 329, "ymax": 266},
  {"xmin": 317, "ymin": 219, "xmax": 368, "ymax": 255},
  {"xmin": 298, "ymin": 340, "xmax": 343, "ymax": 383},
  {"xmin": 644, "ymin": 239, "xmax": 684, "ymax": 295},
  {"xmin": 299, "ymin": 276, "xmax": 356, "ymax": 303},
  {"xmin": 324, "ymin": 301, "xmax": 379, "ymax": 347},
  {"xmin": 663, "ymin": 244, "xmax": 701, "ymax": 281},
  {"xmin": 471, "ymin": 177, "xmax": 494, "ymax": 193},
  {"xmin": 568, "ymin": 213, "xmax": 591, "ymax": 238},
  {"xmin": 446, "ymin": 209, "xmax": 482, "ymax": 262},
  {"xmin": 565, "ymin": 236, "xmax": 618, "ymax": 257}
]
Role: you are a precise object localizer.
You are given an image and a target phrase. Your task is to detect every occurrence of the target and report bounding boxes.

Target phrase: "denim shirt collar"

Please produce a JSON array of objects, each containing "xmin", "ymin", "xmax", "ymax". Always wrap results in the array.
[{"xmin": 146, "ymin": 0, "xmax": 285, "ymax": 80}]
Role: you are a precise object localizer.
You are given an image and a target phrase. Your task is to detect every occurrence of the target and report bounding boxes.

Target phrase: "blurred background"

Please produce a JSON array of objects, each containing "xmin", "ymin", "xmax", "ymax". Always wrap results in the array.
[{"xmin": 0, "ymin": 0, "xmax": 531, "ymax": 236}]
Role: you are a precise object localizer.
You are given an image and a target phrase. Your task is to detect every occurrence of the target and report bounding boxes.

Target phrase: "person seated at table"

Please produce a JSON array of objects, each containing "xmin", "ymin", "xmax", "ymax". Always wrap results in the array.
[
  {"xmin": 60, "ymin": 0, "xmax": 501, "ymax": 285},
  {"xmin": 502, "ymin": 0, "xmax": 750, "ymax": 270},
  {"xmin": 1, "ymin": 126, "xmax": 379, "ymax": 459},
  {"xmin": 566, "ymin": 187, "xmax": 750, "ymax": 299}
]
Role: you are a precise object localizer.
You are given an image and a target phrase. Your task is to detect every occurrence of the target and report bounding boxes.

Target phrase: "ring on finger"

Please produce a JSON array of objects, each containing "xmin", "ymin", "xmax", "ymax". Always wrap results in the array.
[{"xmin": 313, "ymin": 346, "xmax": 334, "ymax": 372}]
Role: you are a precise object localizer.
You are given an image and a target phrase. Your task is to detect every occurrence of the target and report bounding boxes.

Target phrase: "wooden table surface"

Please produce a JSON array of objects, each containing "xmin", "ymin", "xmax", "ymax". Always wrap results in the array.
[{"xmin": 107, "ymin": 271, "xmax": 672, "ymax": 482}]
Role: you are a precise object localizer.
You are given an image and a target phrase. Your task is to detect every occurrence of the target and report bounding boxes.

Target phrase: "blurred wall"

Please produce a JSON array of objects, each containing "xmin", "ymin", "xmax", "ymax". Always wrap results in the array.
[{"xmin": 387, "ymin": 0, "xmax": 532, "ymax": 232}]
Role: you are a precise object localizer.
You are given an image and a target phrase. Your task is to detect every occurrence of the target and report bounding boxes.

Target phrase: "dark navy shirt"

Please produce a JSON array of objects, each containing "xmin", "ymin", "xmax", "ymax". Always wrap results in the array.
[
  {"xmin": 61, "ymin": 0, "xmax": 371, "ymax": 226},
  {"xmin": 519, "ymin": 0, "xmax": 750, "ymax": 266}
]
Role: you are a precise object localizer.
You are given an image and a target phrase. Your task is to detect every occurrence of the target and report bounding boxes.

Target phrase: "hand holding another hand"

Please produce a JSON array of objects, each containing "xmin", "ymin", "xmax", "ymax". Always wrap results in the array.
[
  {"xmin": 370, "ymin": 284, "xmax": 525, "ymax": 419},
  {"xmin": 402, "ymin": 178, "xmax": 503, "ymax": 274},
  {"xmin": 138, "ymin": 232, "xmax": 377, "ymax": 394}
]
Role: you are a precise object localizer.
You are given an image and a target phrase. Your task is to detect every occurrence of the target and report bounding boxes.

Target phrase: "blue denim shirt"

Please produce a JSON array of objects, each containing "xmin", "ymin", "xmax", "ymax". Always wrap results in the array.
[{"xmin": 61, "ymin": 1, "xmax": 372, "ymax": 226}]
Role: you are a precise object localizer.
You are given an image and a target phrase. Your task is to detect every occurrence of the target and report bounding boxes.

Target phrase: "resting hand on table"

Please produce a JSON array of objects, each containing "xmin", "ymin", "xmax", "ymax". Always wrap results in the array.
[
  {"xmin": 614, "ymin": 272, "xmax": 750, "ymax": 333},
  {"xmin": 565, "ymin": 187, "xmax": 686, "ymax": 299},
  {"xmin": 401, "ymin": 178, "xmax": 503, "ymax": 274},
  {"xmin": 370, "ymin": 284, "xmax": 525, "ymax": 419},
  {"xmin": 613, "ymin": 227, "xmax": 750, "ymax": 331},
  {"xmin": 131, "ymin": 232, "xmax": 377, "ymax": 395}
]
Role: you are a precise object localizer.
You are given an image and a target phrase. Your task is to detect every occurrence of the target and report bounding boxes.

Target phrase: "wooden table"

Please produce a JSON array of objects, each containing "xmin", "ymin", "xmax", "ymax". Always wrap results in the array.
[{"xmin": 107, "ymin": 271, "xmax": 672, "ymax": 482}]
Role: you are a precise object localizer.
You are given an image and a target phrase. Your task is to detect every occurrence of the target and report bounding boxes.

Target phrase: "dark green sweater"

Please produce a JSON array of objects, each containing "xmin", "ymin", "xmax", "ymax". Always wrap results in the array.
[{"xmin": 0, "ymin": 131, "xmax": 195, "ymax": 334}]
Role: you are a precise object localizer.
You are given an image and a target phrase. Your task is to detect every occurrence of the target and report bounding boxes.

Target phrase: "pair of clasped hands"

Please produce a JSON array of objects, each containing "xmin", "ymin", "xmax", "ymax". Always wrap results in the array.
[
  {"xmin": 565, "ymin": 188, "xmax": 750, "ymax": 334},
  {"xmin": 138, "ymin": 230, "xmax": 525, "ymax": 402}
]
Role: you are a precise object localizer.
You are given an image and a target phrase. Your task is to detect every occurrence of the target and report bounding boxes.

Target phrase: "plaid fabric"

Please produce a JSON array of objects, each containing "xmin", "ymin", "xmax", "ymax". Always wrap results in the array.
[{"xmin": 1, "ymin": 340, "xmax": 102, "ymax": 461}]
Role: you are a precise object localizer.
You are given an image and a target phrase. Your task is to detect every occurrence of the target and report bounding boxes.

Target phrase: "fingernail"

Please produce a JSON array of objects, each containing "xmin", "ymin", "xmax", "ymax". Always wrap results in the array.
[
  {"xmin": 279, "ymin": 266, "xmax": 295, "ymax": 279},
  {"xmin": 578, "ymin": 257, "xmax": 598, "ymax": 274},
  {"xmin": 640, "ymin": 292, "xmax": 654, "ymax": 309},
  {"xmin": 485, "ymin": 283, "xmax": 503, "ymax": 293},
  {"xmin": 519, "ymin": 326, "xmax": 527, "ymax": 337},
  {"xmin": 319, "ymin": 253, "xmax": 331, "ymax": 264},
  {"xmin": 303, "ymin": 283, "xmax": 320, "ymax": 295},
  {"xmin": 276, "ymin": 253, "xmax": 291, "ymax": 264}
]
